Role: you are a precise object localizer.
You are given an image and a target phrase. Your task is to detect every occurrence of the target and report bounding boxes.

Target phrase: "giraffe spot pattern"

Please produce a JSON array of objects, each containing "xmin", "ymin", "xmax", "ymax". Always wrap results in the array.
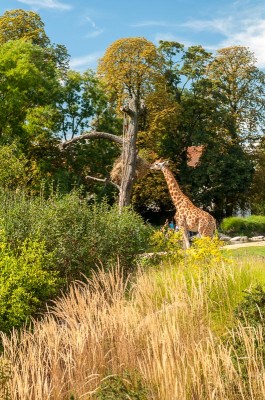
[{"xmin": 151, "ymin": 161, "xmax": 216, "ymax": 241}]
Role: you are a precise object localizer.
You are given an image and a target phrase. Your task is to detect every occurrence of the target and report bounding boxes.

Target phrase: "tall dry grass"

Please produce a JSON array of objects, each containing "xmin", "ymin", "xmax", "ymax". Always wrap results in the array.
[{"xmin": 1, "ymin": 263, "xmax": 264, "ymax": 399}]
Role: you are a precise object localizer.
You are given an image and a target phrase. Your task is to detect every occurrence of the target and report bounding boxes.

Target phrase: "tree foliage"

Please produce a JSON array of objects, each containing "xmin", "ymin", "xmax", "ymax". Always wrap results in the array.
[
  {"xmin": 0, "ymin": 9, "xmax": 69, "ymax": 75},
  {"xmin": 0, "ymin": 8, "xmax": 263, "ymax": 217},
  {"xmin": 0, "ymin": 39, "xmax": 60, "ymax": 141},
  {"xmin": 0, "ymin": 236, "xmax": 59, "ymax": 333},
  {"xmin": 0, "ymin": 9, "xmax": 50, "ymax": 47},
  {"xmin": 134, "ymin": 42, "xmax": 262, "ymax": 219},
  {"xmin": 0, "ymin": 143, "xmax": 28, "ymax": 190},
  {"xmin": 59, "ymin": 69, "xmax": 110, "ymax": 140},
  {"xmin": 206, "ymin": 46, "xmax": 265, "ymax": 143},
  {"xmin": 98, "ymin": 37, "xmax": 163, "ymax": 105}
]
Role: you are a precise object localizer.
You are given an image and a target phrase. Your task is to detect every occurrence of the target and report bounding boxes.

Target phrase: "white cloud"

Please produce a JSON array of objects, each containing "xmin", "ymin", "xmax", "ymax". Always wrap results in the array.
[
  {"xmin": 153, "ymin": 32, "xmax": 177, "ymax": 42},
  {"xmin": 86, "ymin": 16, "xmax": 97, "ymax": 29},
  {"xmin": 17, "ymin": 0, "xmax": 72, "ymax": 10},
  {"xmin": 182, "ymin": 18, "xmax": 233, "ymax": 36},
  {"xmin": 84, "ymin": 15, "xmax": 104, "ymax": 39},
  {"xmin": 219, "ymin": 19, "xmax": 265, "ymax": 68},
  {"xmin": 69, "ymin": 51, "xmax": 103, "ymax": 71},
  {"xmin": 132, "ymin": 4, "xmax": 265, "ymax": 69},
  {"xmin": 182, "ymin": 14, "xmax": 265, "ymax": 68},
  {"xmin": 86, "ymin": 29, "xmax": 104, "ymax": 39}
]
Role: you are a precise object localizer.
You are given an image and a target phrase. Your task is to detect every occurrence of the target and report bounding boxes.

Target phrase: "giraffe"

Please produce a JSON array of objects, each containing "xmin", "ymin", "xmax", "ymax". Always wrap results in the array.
[{"xmin": 150, "ymin": 160, "xmax": 216, "ymax": 249}]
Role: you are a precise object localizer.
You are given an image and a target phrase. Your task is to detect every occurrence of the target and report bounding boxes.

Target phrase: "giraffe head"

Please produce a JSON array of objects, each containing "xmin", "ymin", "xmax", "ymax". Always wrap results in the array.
[{"xmin": 150, "ymin": 159, "xmax": 170, "ymax": 171}]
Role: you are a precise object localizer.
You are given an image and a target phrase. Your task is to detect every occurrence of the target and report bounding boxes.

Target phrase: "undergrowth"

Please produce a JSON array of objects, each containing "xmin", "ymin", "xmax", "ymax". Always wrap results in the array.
[{"xmin": 1, "ymin": 238, "xmax": 265, "ymax": 399}]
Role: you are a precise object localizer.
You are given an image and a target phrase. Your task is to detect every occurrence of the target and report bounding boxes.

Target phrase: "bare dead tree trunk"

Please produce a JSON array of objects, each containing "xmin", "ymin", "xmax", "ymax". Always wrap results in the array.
[
  {"xmin": 59, "ymin": 96, "xmax": 146, "ymax": 211},
  {"xmin": 119, "ymin": 97, "xmax": 145, "ymax": 209}
]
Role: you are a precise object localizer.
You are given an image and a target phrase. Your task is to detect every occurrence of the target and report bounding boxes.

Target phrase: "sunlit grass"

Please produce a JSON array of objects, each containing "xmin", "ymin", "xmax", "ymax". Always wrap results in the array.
[
  {"xmin": 223, "ymin": 245, "xmax": 265, "ymax": 258},
  {"xmin": 1, "ymin": 239, "xmax": 265, "ymax": 399}
]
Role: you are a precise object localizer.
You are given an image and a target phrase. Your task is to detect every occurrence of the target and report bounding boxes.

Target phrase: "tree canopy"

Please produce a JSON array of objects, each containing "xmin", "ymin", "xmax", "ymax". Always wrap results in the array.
[
  {"xmin": 206, "ymin": 46, "xmax": 265, "ymax": 143},
  {"xmin": 0, "ymin": 9, "xmax": 50, "ymax": 47},
  {"xmin": 0, "ymin": 8, "xmax": 264, "ymax": 218},
  {"xmin": 98, "ymin": 37, "xmax": 163, "ymax": 106},
  {"xmin": 133, "ymin": 42, "xmax": 264, "ymax": 219},
  {"xmin": 0, "ymin": 39, "xmax": 60, "ymax": 141}
]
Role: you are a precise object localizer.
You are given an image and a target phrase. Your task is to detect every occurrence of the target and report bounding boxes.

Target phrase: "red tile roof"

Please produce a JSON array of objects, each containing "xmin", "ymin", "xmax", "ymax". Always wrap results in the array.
[{"xmin": 187, "ymin": 145, "xmax": 204, "ymax": 167}]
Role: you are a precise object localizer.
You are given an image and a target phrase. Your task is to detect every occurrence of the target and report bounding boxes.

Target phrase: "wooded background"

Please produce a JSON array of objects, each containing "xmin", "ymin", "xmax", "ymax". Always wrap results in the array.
[{"xmin": 0, "ymin": 9, "xmax": 265, "ymax": 221}]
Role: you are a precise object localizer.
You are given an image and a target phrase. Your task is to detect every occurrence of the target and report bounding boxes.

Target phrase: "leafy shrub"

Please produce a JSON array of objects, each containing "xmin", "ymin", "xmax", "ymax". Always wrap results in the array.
[
  {"xmin": 234, "ymin": 285, "xmax": 265, "ymax": 327},
  {"xmin": 186, "ymin": 236, "xmax": 225, "ymax": 270},
  {"xmin": 220, "ymin": 215, "xmax": 265, "ymax": 236},
  {"xmin": 92, "ymin": 371, "xmax": 150, "ymax": 400},
  {"xmin": 147, "ymin": 229, "xmax": 224, "ymax": 269},
  {"xmin": 0, "ymin": 143, "xmax": 28, "ymax": 190},
  {"xmin": 0, "ymin": 235, "xmax": 59, "ymax": 333},
  {"xmin": 150, "ymin": 228, "xmax": 183, "ymax": 253},
  {"xmin": 0, "ymin": 190, "xmax": 151, "ymax": 280},
  {"xmin": 146, "ymin": 228, "xmax": 183, "ymax": 264},
  {"xmin": 227, "ymin": 285, "xmax": 265, "ymax": 382},
  {"xmin": 139, "ymin": 235, "xmax": 228, "ymax": 313}
]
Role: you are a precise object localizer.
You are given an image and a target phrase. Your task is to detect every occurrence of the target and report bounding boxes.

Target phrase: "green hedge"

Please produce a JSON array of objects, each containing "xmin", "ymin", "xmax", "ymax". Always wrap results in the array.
[{"xmin": 220, "ymin": 215, "xmax": 265, "ymax": 236}]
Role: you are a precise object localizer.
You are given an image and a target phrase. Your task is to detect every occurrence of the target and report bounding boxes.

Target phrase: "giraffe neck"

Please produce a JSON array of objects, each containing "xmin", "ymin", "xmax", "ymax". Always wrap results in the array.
[{"xmin": 161, "ymin": 166, "xmax": 186, "ymax": 205}]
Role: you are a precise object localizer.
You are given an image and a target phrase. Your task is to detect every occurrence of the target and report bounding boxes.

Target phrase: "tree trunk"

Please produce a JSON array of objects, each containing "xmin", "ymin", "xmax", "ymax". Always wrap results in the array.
[
  {"xmin": 118, "ymin": 97, "xmax": 140, "ymax": 209},
  {"xmin": 59, "ymin": 96, "xmax": 146, "ymax": 211}
]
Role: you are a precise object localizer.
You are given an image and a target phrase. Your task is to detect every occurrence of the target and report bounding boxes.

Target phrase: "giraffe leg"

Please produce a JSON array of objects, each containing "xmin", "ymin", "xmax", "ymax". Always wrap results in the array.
[
  {"xmin": 174, "ymin": 216, "xmax": 190, "ymax": 249},
  {"xmin": 179, "ymin": 226, "xmax": 190, "ymax": 249},
  {"xmin": 183, "ymin": 228, "xmax": 190, "ymax": 249}
]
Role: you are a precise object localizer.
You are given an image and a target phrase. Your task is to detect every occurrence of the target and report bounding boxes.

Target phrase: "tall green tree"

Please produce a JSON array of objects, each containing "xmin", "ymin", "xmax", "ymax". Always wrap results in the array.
[
  {"xmin": 0, "ymin": 8, "xmax": 50, "ymax": 46},
  {"xmin": 0, "ymin": 39, "xmax": 64, "ymax": 191},
  {"xmin": 206, "ymin": 46, "xmax": 265, "ymax": 144},
  {"xmin": 0, "ymin": 10, "xmax": 122, "ymax": 194},
  {"xmin": 190, "ymin": 46, "xmax": 264, "ymax": 217},
  {"xmin": 0, "ymin": 9, "xmax": 69, "ymax": 77},
  {"xmin": 134, "ymin": 43, "xmax": 262, "ymax": 219},
  {"xmin": 133, "ymin": 42, "xmax": 215, "ymax": 214},
  {"xmin": 59, "ymin": 69, "xmax": 109, "ymax": 140},
  {"xmin": 0, "ymin": 39, "xmax": 60, "ymax": 142}
]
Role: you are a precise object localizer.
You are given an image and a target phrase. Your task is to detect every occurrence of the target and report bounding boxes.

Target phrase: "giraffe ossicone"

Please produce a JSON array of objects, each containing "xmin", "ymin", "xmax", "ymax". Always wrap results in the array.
[{"xmin": 150, "ymin": 159, "xmax": 216, "ymax": 249}]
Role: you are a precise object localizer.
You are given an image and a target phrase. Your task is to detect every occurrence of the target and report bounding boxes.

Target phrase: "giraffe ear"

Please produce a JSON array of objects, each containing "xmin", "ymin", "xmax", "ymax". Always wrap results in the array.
[{"xmin": 163, "ymin": 160, "xmax": 170, "ymax": 166}]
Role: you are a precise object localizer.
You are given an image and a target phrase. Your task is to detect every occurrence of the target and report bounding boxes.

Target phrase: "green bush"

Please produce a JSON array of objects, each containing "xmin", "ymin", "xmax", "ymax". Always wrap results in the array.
[
  {"xmin": 234, "ymin": 285, "xmax": 265, "ymax": 327},
  {"xmin": 0, "ymin": 190, "xmax": 151, "ymax": 334},
  {"xmin": 92, "ymin": 371, "xmax": 150, "ymax": 400},
  {"xmin": 0, "ymin": 235, "xmax": 59, "ymax": 333},
  {"xmin": 220, "ymin": 215, "xmax": 265, "ymax": 236},
  {"xmin": 0, "ymin": 143, "xmax": 28, "ymax": 190},
  {"xmin": 0, "ymin": 190, "xmax": 151, "ymax": 280},
  {"xmin": 228, "ymin": 285, "xmax": 265, "ymax": 382}
]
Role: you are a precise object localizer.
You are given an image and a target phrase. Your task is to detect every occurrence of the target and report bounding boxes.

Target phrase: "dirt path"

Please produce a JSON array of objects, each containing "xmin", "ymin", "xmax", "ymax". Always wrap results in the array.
[{"xmin": 223, "ymin": 241, "xmax": 265, "ymax": 250}]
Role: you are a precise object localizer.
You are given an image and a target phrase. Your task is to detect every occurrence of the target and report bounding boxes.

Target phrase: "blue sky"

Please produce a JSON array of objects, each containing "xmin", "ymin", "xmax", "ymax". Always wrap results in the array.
[{"xmin": 1, "ymin": 0, "xmax": 265, "ymax": 71}]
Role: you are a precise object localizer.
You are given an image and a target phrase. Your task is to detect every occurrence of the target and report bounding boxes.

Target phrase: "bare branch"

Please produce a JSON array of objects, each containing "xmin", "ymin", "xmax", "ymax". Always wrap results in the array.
[
  {"xmin": 59, "ymin": 131, "xmax": 124, "ymax": 150},
  {"xmin": 85, "ymin": 175, "xmax": 120, "ymax": 191}
]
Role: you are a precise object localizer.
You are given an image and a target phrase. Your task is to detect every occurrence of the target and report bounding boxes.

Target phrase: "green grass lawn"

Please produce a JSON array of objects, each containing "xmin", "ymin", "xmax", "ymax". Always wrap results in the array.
[{"xmin": 224, "ymin": 246, "xmax": 265, "ymax": 258}]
